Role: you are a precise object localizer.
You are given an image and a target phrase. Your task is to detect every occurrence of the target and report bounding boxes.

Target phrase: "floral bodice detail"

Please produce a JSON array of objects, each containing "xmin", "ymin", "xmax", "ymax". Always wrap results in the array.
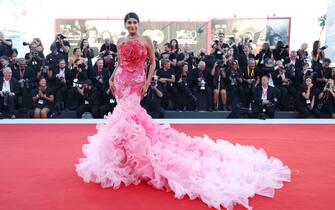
[{"xmin": 118, "ymin": 38, "xmax": 147, "ymax": 72}]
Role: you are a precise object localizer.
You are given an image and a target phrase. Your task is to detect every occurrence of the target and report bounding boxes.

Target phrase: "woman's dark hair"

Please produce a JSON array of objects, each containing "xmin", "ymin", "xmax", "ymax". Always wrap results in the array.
[
  {"xmin": 275, "ymin": 41, "xmax": 284, "ymax": 49},
  {"xmin": 124, "ymin": 12, "xmax": 139, "ymax": 24},
  {"xmin": 312, "ymin": 40, "xmax": 320, "ymax": 57},
  {"xmin": 80, "ymin": 39, "xmax": 89, "ymax": 50},
  {"xmin": 73, "ymin": 48, "xmax": 80, "ymax": 54},
  {"xmin": 11, "ymin": 49, "xmax": 18, "ymax": 55},
  {"xmin": 170, "ymin": 39, "xmax": 179, "ymax": 51}
]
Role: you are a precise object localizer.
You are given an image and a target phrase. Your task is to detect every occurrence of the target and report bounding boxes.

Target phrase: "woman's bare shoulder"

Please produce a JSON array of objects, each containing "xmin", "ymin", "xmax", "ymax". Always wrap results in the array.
[{"xmin": 141, "ymin": 35, "xmax": 153, "ymax": 47}]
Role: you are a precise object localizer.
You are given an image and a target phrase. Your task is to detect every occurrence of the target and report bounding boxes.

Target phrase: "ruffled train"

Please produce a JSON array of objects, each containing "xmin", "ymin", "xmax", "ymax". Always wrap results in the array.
[{"xmin": 75, "ymin": 93, "xmax": 291, "ymax": 210}]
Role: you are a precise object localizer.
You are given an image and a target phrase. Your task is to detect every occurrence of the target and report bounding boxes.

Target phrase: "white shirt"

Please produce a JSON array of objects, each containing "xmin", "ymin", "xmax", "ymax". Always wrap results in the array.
[{"xmin": 1, "ymin": 79, "xmax": 11, "ymax": 92}]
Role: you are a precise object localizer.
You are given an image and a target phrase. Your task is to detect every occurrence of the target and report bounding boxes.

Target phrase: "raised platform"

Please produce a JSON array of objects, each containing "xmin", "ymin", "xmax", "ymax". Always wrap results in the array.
[{"xmin": 2, "ymin": 109, "xmax": 333, "ymax": 119}]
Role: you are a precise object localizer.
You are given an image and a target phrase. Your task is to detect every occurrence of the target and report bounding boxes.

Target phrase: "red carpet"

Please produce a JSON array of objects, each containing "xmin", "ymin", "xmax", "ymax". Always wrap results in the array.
[{"xmin": 0, "ymin": 124, "xmax": 334, "ymax": 210}]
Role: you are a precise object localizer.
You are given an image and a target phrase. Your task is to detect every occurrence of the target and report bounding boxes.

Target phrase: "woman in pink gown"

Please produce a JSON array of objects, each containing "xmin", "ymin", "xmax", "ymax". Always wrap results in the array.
[{"xmin": 75, "ymin": 12, "xmax": 291, "ymax": 210}]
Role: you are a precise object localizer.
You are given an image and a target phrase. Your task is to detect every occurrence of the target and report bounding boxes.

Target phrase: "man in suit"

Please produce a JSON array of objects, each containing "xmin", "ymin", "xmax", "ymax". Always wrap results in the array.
[
  {"xmin": 13, "ymin": 58, "xmax": 36, "ymax": 109},
  {"xmin": 253, "ymin": 75, "xmax": 278, "ymax": 119},
  {"xmin": 0, "ymin": 67, "xmax": 18, "ymax": 118},
  {"xmin": 51, "ymin": 59, "xmax": 72, "ymax": 110},
  {"xmin": 76, "ymin": 79, "xmax": 100, "ymax": 118}
]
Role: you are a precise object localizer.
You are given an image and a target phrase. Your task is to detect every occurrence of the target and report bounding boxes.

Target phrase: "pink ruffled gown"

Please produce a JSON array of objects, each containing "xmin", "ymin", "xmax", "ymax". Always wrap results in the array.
[{"xmin": 75, "ymin": 38, "xmax": 291, "ymax": 210}]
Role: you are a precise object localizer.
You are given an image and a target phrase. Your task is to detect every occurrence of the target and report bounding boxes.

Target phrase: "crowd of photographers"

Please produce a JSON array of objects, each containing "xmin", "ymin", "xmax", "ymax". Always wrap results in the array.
[{"xmin": 0, "ymin": 31, "xmax": 334, "ymax": 119}]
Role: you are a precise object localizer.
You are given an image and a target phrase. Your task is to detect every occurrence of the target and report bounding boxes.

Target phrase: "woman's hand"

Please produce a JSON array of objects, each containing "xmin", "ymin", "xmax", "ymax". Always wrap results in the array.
[{"xmin": 141, "ymin": 82, "xmax": 150, "ymax": 97}]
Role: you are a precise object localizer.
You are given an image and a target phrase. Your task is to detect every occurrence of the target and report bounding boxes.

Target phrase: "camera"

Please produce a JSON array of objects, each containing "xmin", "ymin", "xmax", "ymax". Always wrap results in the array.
[
  {"xmin": 2, "ymin": 91, "xmax": 10, "ymax": 106},
  {"xmin": 77, "ymin": 63, "xmax": 85, "ymax": 69},
  {"xmin": 18, "ymin": 79, "xmax": 31, "ymax": 89},
  {"xmin": 57, "ymin": 34, "xmax": 66, "ymax": 40},
  {"xmin": 72, "ymin": 78, "xmax": 83, "ymax": 88},
  {"xmin": 320, "ymin": 45, "xmax": 328, "ymax": 50},
  {"xmin": 23, "ymin": 42, "xmax": 30, "ymax": 46}
]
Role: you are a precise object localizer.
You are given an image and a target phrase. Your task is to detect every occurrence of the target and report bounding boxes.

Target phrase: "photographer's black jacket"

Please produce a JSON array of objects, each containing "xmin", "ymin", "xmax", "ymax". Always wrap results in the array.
[
  {"xmin": 80, "ymin": 87, "xmax": 99, "ymax": 105},
  {"xmin": 13, "ymin": 67, "xmax": 36, "ymax": 84},
  {"xmin": 51, "ymin": 67, "xmax": 72, "ymax": 89},
  {"xmin": 90, "ymin": 68, "xmax": 109, "ymax": 89},
  {"xmin": 71, "ymin": 68, "xmax": 88, "ymax": 83},
  {"xmin": 253, "ymin": 85, "xmax": 278, "ymax": 106}
]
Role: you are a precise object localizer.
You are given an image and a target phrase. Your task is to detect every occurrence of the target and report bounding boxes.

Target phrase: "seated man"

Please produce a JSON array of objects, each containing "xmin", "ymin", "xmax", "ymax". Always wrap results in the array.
[
  {"xmin": 253, "ymin": 75, "xmax": 278, "ymax": 119},
  {"xmin": 0, "ymin": 67, "xmax": 18, "ymax": 118}
]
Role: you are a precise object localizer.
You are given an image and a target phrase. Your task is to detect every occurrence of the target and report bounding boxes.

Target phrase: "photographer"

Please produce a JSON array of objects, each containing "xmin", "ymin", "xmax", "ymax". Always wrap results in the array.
[
  {"xmin": 24, "ymin": 40, "xmax": 45, "ymax": 74},
  {"xmin": 90, "ymin": 58, "xmax": 109, "ymax": 108},
  {"xmin": 100, "ymin": 38, "xmax": 117, "ymax": 71},
  {"xmin": 0, "ymin": 67, "xmax": 18, "ymax": 118},
  {"xmin": 210, "ymin": 40, "xmax": 225, "ymax": 61},
  {"xmin": 67, "ymin": 59, "xmax": 88, "ymax": 110},
  {"xmin": 32, "ymin": 78, "xmax": 54, "ymax": 118},
  {"xmin": 311, "ymin": 40, "xmax": 326, "ymax": 73},
  {"xmin": 69, "ymin": 48, "xmax": 84, "ymax": 68},
  {"xmin": 212, "ymin": 61, "xmax": 228, "ymax": 110},
  {"xmin": 297, "ymin": 77, "xmax": 320, "ymax": 118},
  {"xmin": 80, "ymin": 39, "xmax": 94, "ymax": 71},
  {"xmin": 195, "ymin": 49, "xmax": 207, "ymax": 65},
  {"xmin": 241, "ymin": 59, "xmax": 259, "ymax": 108},
  {"xmin": 46, "ymin": 44, "xmax": 65, "ymax": 73},
  {"xmin": 193, "ymin": 61, "xmax": 214, "ymax": 111},
  {"xmin": 0, "ymin": 32, "xmax": 13, "ymax": 57},
  {"xmin": 283, "ymin": 51, "xmax": 303, "ymax": 86},
  {"xmin": 76, "ymin": 79, "xmax": 99, "ymax": 118},
  {"xmin": 9, "ymin": 49, "xmax": 19, "ymax": 72},
  {"xmin": 141, "ymin": 75, "xmax": 164, "ymax": 118},
  {"xmin": 297, "ymin": 42, "xmax": 308, "ymax": 62},
  {"xmin": 0, "ymin": 56, "xmax": 11, "ymax": 77},
  {"xmin": 13, "ymin": 58, "xmax": 35, "ymax": 109},
  {"xmin": 161, "ymin": 43, "xmax": 177, "ymax": 71},
  {"xmin": 218, "ymin": 32, "xmax": 229, "ymax": 51},
  {"xmin": 52, "ymin": 33, "xmax": 70, "ymax": 64},
  {"xmin": 272, "ymin": 41, "xmax": 289, "ymax": 61},
  {"xmin": 318, "ymin": 79, "xmax": 335, "ymax": 118},
  {"xmin": 238, "ymin": 45, "xmax": 255, "ymax": 74},
  {"xmin": 227, "ymin": 37, "xmax": 239, "ymax": 58},
  {"xmin": 253, "ymin": 75, "xmax": 278, "ymax": 119},
  {"xmin": 315, "ymin": 58, "xmax": 332, "ymax": 90},
  {"xmin": 175, "ymin": 62, "xmax": 197, "ymax": 111},
  {"xmin": 177, "ymin": 44, "xmax": 194, "ymax": 71},
  {"xmin": 170, "ymin": 39, "xmax": 180, "ymax": 54},
  {"xmin": 99, "ymin": 88, "xmax": 117, "ymax": 118},
  {"xmin": 156, "ymin": 59, "xmax": 178, "ymax": 110},
  {"xmin": 90, "ymin": 58, "xmax": 109, "ymax": 91},
  {"xmin": 51, "ymin": 59, "xmax": 72, "ymax": 110},
  {"xmin": 226, "ymin": 60, "xmax": 243, "ymax": 111},
  {"xmin": 255, "ymin": 42, "xmax": 273, "ymax": 68},
  {"xmin": 273, "ymin": 60, "xmax": 297, "ymax": 110}
]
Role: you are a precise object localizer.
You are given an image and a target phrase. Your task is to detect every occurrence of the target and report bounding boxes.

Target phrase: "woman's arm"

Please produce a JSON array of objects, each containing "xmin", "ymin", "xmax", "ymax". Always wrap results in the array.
[
  {"xmin": 109, "ymin": 38, "xmax": 123, "ymax": 84},
  {"xmin": 143, "ymin": 35, "xmax": 156, "ymax": 85}
]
